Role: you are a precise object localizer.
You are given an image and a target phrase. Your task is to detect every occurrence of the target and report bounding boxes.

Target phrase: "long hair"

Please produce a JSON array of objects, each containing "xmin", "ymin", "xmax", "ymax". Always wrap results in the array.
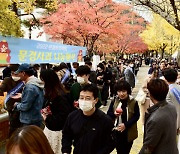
[
  {"xmin": 6, "ymin": 125, "xmax": 54, "ymax": 154},
  {"xmin": 152, "ymin": 68, "xmax": 159, "ymax": 78},
  {"xmin": 40, "ymin": 69, "xmax": 65, "ymax": 100}
]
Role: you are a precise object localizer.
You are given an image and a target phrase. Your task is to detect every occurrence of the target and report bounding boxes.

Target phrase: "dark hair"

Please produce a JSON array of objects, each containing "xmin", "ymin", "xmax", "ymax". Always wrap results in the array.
[
  {"xmin": 152, "ymin": 62, "xmax": 157, "ymax": 65},
  {"xmin": 72, "ymin": 62, "xmax": 79, "ymax": 67},
  {"xmin": 40, "ymin": 69, "xmax": 65, "ymax": 100},
  {"xmin": 125, "ymin": 60, "xmax": 131, "ymax": 65},
  {"xmin": 24, "ymin": 67, "xmax": 35, "ymax": 76},
  {"xmin": 52, "ymin": 66, "xmax": 60, "ymax": 72},
  {"xmin": 6, "ymin": 125, "xmax": 54, "ymax": 154},
  {"xmin": 97, "ymin": 63, "xmax": 104, "ymax": 70},
  {"xmin": 147, "ymin": 79, "xmax": 169, "ymax": 101},
  {"xmin": 59, "ymin": 62, "xmax": 68, "ymax": 70},
  {"xmin": 33, "ymin": 64, "xmax": 40, "ymax": 69},
  {"xmin": 85, "ymin": 61, "xmax": 92, "ymax": 66},
  {"xmin": 75, "ymin": 65, "xmax": 90, "ymax": 76},
  {"xmin": 163, "ymin": 68, "xmax": 178, "ymax": 83},
  {"xmin": 108, "ymin": 61, "xmax": 113, "ymax": 65},
  {"xmin": 102, "ymin": 61, "xmax": 107, "ymax": 65},
  {"xmin": 114, "ymin": 80, "xmax": 131, "ymax": 95},
  {"xmin": 152, "ymin": 68, "xmax": 159, "ymax": 78},
  {"xmin": 80, "ymin": 84, "xmax": 99, "ymax": 99},
  {"xmin": 9, "ymin": 64, "xmax": 20, "ymax": 72}
]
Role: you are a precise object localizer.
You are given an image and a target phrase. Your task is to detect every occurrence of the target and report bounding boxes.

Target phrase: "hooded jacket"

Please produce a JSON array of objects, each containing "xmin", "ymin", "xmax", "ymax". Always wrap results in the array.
[{"xmin": 16, "ymin": 76, "xmax": 44, "ymax": 124}]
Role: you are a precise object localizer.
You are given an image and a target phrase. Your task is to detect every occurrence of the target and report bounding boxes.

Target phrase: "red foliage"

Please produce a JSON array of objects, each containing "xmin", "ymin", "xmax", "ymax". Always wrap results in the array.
[{"xmin": 41, "ymin": 0, "xmax": 147, "ymax": 54}]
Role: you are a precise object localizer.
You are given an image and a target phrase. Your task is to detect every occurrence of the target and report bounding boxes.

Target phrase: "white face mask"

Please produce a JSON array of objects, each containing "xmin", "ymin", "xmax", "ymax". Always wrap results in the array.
[
  {"xmin": 77, "ymin": 76, "xmax": 85, "ymax": 84},
  {"xmin": 129, "ymin": 64, "xmax": 134, "ymax": 67},
  {"xmin": 78, "ymin": 99, "xmax": 94, "ymax": 112},
  {"xmin": 97, "ymin": 67, "xmax": 103, "ymax": 72},
  {"xmin": 12, "ymin": 76, "xmax": 20, "ymax": 81}
]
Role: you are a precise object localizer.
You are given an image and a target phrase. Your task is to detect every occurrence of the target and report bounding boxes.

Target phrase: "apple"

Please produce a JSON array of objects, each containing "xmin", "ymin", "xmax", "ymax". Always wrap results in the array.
[
  {"xmin": 116, "ymin": 107, "xmax": 123, "ymax": 114},
  {"xmin": 74, "ymin": 101, "xmax": 79, "ymax": 108}
]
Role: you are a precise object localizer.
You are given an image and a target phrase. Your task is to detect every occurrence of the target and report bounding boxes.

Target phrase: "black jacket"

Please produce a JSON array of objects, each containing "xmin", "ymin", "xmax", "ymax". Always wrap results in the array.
[
  {"xmin": 0, "ymin": 77, "xmax": 22, "ymax": 111},
  {"xmin": 45, "ymin": 94, "xmax": 72, "ymax": 131},
  {"xmin": 62, "ymin": 109, "xmax": 114, "ymax": 154}
]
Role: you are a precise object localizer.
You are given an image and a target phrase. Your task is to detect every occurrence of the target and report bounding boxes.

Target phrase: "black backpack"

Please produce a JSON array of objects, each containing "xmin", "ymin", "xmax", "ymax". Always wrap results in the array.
[{"xmin": 63, "ymin": 75, "xmax": 76, "ymax": 92}]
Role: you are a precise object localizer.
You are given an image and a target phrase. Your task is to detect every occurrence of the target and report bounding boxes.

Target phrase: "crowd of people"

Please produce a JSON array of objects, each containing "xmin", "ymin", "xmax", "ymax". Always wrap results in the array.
[{"xmin": 0, "ymin": 55, "xmax": 180, "ymax": 154}]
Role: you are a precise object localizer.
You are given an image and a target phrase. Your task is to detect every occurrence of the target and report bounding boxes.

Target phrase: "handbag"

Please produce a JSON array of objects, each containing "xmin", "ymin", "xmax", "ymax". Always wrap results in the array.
[{"xmin": 135, "ymin": 88, "xmax": 147, "ymax": 105}]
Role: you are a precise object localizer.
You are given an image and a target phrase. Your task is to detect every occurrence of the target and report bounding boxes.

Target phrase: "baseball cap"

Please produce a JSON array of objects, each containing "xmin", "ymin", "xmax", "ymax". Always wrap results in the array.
[{"xmin": 15, "ymin": 63, "xmax": 31, "ymax": 74}]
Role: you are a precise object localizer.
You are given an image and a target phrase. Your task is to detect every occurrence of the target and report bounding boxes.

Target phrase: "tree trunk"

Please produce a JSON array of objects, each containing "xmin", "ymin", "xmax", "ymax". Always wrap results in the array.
[
  {"xmin": 12, "ymin": 2, "xmax": 18, "ymax": 16},
  {"xmin": 155, "ymin": 51, "xmax": 158, "ymax": 58},
  {"xmin": 161, "ymin": 50, "xmax": 165, "ymax": 59},
  {"xmin": 177, "ymin": 51, "xmax": 180, "ymax": 67},
  {"xmin": 29, "ymin": 26, "xmax": 32, "ymax": 39}
]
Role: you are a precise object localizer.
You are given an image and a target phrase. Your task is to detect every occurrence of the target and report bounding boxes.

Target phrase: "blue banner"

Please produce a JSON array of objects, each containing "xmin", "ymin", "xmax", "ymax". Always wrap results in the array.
[
  {"xmin": 4, "ymin": 81, "xmax": 25, "ymax": 109},
  {"xmin": 0, "ymin": 36, "xmax": 86, "ymax": 64}
]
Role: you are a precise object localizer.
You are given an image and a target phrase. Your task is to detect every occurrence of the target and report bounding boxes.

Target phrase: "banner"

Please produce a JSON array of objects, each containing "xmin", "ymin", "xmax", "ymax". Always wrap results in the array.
[{"xmin": 0, "ymin": 36, "xmax": 86, "ymax": 64}]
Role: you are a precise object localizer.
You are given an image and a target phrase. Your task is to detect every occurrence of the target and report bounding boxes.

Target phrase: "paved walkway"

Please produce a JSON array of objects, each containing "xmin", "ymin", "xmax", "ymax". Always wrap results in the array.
[{"xmin": 101, "ymin": 64, "xmax": 149, "ymax": 154}]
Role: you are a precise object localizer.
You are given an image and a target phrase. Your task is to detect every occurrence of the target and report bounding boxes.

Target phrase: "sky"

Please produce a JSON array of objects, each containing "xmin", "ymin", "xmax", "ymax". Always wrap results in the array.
[{"xmin": 113, "ymin": 0, "xmax": 152, "ymax": 22}]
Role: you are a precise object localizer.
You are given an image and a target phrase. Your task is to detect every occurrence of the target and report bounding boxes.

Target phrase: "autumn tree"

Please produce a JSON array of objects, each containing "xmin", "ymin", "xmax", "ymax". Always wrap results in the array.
[
  {"xmin": 0, "ymin": 0, "xmax": 22, "ymax": 36},
  {"xmin": 92, "ymin": 10, "xmax": 148, "ymax": 54},
  {"xmin": 0, "ymin": 0, "xmax": 59, "ymax": 37},
  {"xmin": 96, "ymin": 24, "xmax": 147, "ymax": 55},
  {"xmin": 133, "ymin": 0, "xmax": 180, "ymax": 31},
  {"xmin": 42, "ymin": 0, "xmax": 147, "ymax": 55},
  {"xmin": 140, "ymin": 14, "xmax": 180, "ymax": 58},
  {"xmin": 113, "ymin": 20, "xmax": 148, "ymax": 54}
]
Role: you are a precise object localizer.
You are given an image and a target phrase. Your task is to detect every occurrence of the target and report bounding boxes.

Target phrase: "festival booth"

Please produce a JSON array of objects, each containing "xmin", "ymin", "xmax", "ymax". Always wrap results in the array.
[{"xmin": 0, "ymin": 35, "xmax": 86, "ymax": 145}]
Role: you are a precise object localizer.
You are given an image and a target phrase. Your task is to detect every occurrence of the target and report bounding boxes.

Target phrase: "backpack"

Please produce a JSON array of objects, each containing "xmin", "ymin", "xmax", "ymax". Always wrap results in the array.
[{"xmin": 63, "ymin": 75, "xmax": 76, "ymax": 92}]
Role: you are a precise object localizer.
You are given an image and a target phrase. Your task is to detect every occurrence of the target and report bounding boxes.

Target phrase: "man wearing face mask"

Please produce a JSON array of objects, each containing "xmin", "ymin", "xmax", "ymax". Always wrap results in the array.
[
  {"xmin": 0, "ymin": 64, "xmax": 24, "ymax": 137},
  {"xmin": 62, "ymin": 84, "xmax": 114, "ymax": 154},
  {"xmin": 85, "ymin": 61, "xmax": 97, "ymax": 84},
  {"xmin": 13, "ymin": 63, "xmax": 44, "ymax": 127},
  {"xmin": 70, "ymin": 65, "xmax": 102, "ymax": 110}
]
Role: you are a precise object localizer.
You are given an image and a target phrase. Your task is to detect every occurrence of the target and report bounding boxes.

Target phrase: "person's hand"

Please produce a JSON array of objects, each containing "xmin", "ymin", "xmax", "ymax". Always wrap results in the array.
[
  {"xmin": 114, "ymin": 110, "xmax": 121, "ymax": 116},
  {"xmin": 97, "ymin": 76, "xmax": 101, "ymax": 80},
  {"xmin": 114, "ymin": 108, "xmax": 123, "ymax": 116},
  {"xmin": 41, "ymin": 106, "xmax": 52, "ymax": 115},
  {"xmin": 41, "ymin": 113, "xmax": 47, "ymax": 120},
  {"xmin": 13, "ymin": 102, "xmax": 18, "ymax": 108},
  {"xmin": 11, "ymin": 93, "xmax": 22, "ymax": 99},
  {"xmin": 73, "ymin": 101, "xmax": 79, "ymax": 108},
  {"xmin": 12, "ymin": 102, "xmax": 18, "ymax": 111},
  {"xmin": 117, "ymin": 123, "xmax": 126, "ymax": 132}
]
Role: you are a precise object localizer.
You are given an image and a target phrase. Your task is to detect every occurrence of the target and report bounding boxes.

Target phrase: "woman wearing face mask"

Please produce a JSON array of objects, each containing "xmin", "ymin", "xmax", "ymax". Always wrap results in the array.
[
  {"xmin": 107, "ymin": 80, "xmax": 140, "ymax": 154},
  {"xmin": 96, "ymin": 63, "xmax": 105, "ymax": 91},
  {"xmin": 0, "ymin": 64, "xmax": 24, "ymax": 137},
  {"xmin": 129, "ymin": 61, "xmax": 135, "ymax": 74}
]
